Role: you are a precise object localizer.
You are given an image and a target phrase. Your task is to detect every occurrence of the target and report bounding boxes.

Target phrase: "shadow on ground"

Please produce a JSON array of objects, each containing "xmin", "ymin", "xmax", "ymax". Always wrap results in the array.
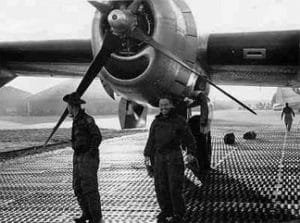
[{"xmin": 183, "ymin": 169, "xmax": 298, "ymax": 223}]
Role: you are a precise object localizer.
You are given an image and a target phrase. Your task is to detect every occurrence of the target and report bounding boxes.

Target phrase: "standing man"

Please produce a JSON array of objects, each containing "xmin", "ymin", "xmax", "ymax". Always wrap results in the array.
[
  {"xmin": 63, "ymin": 92, "xmax": 102, "ymax": 223},
  {"xmin": 187, "ymin": 92, "xmax": 213, "ymax": 172},
  {"xmin": 144, "ymin": 96, "xmax": 197, "ymax": 223},
  {"xmin": 281, "ymin": 103, "xmax": 295, "ymax": 132}
]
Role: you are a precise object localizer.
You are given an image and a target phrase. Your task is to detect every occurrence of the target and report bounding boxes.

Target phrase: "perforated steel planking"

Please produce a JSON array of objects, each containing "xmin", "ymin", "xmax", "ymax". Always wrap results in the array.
[{"xmin": 0, "ymin": 126, "xmax": 300, "ymax": 222}]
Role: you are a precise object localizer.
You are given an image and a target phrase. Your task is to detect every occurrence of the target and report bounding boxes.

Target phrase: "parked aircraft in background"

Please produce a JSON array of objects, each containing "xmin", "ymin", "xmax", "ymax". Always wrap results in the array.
[{"xmin": 1, "ymin": 0, "xmax": 300, "ymax": 144}]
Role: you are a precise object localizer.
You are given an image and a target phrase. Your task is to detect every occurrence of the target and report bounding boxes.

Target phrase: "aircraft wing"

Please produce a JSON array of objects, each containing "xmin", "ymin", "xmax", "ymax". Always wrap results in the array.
[
  {"xmin": 203, "ymin": 30, "xmax": 299, "ymax": 87},
  {"xmin": 0, "ymin": 39, "xmax": 93, "ymax": 84}
]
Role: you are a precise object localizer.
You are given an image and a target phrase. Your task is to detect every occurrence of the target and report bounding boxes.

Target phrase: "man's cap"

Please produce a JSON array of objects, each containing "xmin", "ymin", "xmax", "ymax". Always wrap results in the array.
[{"xmin": 63, "ymin": 92, "xmax": 86, "ymax": 105}]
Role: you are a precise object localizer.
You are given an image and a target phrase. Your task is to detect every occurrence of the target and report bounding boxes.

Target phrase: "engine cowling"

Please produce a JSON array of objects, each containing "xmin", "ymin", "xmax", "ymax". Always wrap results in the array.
[{"xmin": 92, "ymin": 0, "xmax": 207, "ymax": 107}]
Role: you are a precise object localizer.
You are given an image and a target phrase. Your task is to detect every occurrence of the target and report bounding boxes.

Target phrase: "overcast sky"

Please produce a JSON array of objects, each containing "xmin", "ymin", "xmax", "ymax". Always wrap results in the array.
[{"xmin": 2, "ymin": 0, "xmax": 300, "ymax": 100}]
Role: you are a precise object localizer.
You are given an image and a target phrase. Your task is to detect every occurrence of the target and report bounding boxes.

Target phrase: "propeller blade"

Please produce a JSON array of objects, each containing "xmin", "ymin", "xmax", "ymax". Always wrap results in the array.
[
  {"xmin": 127, "ymin": 0, "xmax": 142, "ymax": 14},
  {"xmin": 44, "ymin": 108, "xmax": 69, "ymax": 147},
  {"xmin": 76, "ymin": 32, "xmax": 122, "ymax": 96},
  {"xmin": 44, "ymin": 32, "xmax": 122, "ymax": 146},
  {"xmin": 129, "ymin": 28, "xmax": 257, "ymax": 115},
  {"xmin": 88, "ymin": 1, "xmax": 112, "ymax": 14}
]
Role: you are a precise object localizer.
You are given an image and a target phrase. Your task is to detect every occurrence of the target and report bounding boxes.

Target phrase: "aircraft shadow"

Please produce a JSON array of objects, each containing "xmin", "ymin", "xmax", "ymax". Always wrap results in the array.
[{"xmin": 183, "ymin": 169, "xmax": 298, "ymax": 223}]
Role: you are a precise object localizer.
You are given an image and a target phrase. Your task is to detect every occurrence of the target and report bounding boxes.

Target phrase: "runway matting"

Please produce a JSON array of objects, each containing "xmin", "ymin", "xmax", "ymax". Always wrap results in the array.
[{"xmin": 0, "ymin": 112, "xmax": 300, "ymax": 222}]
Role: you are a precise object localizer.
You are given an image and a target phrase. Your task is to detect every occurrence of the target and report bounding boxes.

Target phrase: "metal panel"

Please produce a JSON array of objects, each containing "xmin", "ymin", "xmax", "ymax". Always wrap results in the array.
[
  {"xmin": 182, "ymin": 12, "xmax": 198, "ymax": 37},
  {"xmin": 207, "ymin": 30, "xmax": 300, "ymax": 66},
  {"xmin": 184, "ymin": 35, "xmax": 198, "ymax": 63},
  {"xmin": 243, "ymin": 48, "xmax": 266, "ymax": 60},
  {"xmin": 172, "ymin": 0, "xmax": 198, "ymax": 64}
]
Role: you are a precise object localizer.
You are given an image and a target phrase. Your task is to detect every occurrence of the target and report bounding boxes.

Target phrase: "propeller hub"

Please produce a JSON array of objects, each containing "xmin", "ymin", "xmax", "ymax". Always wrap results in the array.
[{"xmin": 108, "ymin": 9, "xmax": 136, "ymax": 35}]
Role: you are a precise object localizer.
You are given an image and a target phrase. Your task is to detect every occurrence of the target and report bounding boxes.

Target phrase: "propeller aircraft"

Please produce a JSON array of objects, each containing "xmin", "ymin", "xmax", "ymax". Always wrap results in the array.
[{"xmin": 0, "ymin": 0, "xmax": 299, "ymax": 145}]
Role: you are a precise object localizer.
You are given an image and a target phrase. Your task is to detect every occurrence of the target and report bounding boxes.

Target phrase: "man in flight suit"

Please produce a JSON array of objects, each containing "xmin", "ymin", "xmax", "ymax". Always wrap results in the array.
[
  {"xmin": 281, "ymin": 103, "xmax": 295, "ymax": 132},
  {"xmin": 63, "ymin": 92, "xmax": 102, "ymax": 223},
  {"xmin": 144, "ymin": 96, "xmax": 197, "ymax": 223}
]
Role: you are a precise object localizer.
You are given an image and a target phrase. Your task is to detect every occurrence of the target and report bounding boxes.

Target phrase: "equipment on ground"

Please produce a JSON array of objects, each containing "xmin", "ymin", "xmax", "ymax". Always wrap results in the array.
[
  {"xmin": 243, "ymin": 131, "xmax": 257, "ymax": 140},
  {"xmin": 224, "ymin": 133, "xmax": 235, "ymax": 145}
]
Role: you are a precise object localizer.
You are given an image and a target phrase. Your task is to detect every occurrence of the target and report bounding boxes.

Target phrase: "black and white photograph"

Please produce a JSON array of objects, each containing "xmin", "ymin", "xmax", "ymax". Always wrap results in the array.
[{"xmin": 0, "ymin": 0, "xmax": 300, "ymax": 222}]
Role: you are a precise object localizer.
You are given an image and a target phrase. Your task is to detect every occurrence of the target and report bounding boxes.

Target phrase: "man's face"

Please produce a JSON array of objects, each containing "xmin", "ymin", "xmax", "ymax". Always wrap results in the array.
[
  {"xmin": 159, "ymin": 98, "xmax": 173, "ymax": 116},
  {"xmin": 67, "ymin": 104, "xmax": 76, "ymax": 118}
]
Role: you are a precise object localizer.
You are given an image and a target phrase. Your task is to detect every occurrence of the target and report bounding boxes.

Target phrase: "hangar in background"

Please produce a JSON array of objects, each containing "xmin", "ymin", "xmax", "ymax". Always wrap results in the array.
[
  {"xmin": 0, "ymin": 81, "xmax": 119, "ymax": 116},
  {"xmin": 0, "ymin": 87, "xmax": 31, "ymax": 115},
  {"xmin": 26, "ymin": 80, "xmax": 119, "ymax": 116}
]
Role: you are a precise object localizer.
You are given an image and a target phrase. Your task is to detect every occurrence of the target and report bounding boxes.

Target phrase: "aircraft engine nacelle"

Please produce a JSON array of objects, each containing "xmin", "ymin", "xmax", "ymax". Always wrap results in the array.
[{"xmin": 92, "ymin": 0, "xmax": 207, "ymax": 106}]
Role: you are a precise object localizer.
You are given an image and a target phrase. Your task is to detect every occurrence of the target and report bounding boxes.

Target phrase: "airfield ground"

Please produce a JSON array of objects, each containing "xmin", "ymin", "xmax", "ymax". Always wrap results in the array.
[{"xmin": 0, "ymin": 110, "xmax": 300, "ymax": 222}]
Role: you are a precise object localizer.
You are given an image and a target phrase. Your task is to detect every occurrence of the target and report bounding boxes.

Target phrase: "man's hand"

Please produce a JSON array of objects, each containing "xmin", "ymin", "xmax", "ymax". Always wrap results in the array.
[
  {"xmin": 144, "ymin": 156, "xmax": 154, "ymax": 178},
  {"xmin": 185, "ymin": 154, "xmax": 196, "ymax": 164},
  {"xmin": 144, "ymin": 156, "xmax": 151, "ymax": 166},
  {"xmin": 185, "ymin": 154, "xmax": 200, "ymax": 171}
]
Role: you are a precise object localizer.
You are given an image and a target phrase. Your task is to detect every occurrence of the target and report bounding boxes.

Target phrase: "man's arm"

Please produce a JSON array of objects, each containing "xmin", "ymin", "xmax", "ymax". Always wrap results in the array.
[
  {"xmin": 180, "ymin": 120, "xmax": 197, "ymax": 157},
  {"xmin": 292, "ymin": 109, "xmax": 295, "ymax": 117},
  {"xmin": 144, "ymin": 121, "xmax": 156, "ymax": 157},
  {"xmin": 86, "ymin": 117, "xmax": 102, "ymax": 150}
]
